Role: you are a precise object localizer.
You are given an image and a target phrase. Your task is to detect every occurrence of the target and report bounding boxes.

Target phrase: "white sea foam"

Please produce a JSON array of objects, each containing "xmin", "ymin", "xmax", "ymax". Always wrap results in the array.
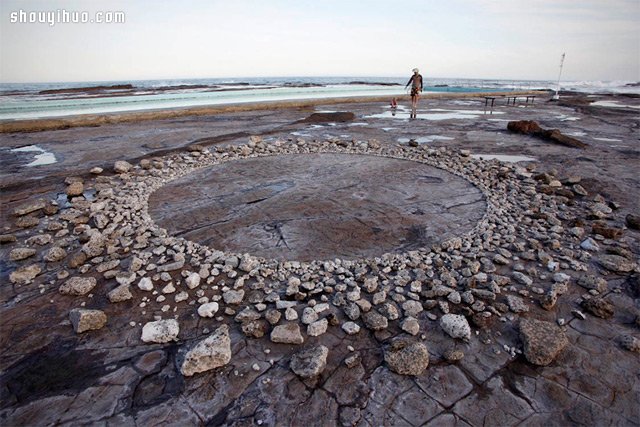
[{"xmin": 591, "ymin": 100, "xmax": 640, "ymax": 109}]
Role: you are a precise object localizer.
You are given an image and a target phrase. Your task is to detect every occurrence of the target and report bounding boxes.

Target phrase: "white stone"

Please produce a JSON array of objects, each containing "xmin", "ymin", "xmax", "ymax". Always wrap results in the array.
[
  {"xmin": 342, "ymin": 321, "xmax": 361, "ymax": 335},
  {"xmin": 141, "ymin": 319, "xmax": 180, "ymax": 343},
  {"xmin": 440, "ymin": 314, "xmax": 471, "ymax": 340},
  {"xmin": 180, "ymin": 325, "xmax": 231, "ymax": 376},
  {"xmin": 186, "ymin": 272, "xmax": 201, "ymax": 289},
  {"xmin": 138, "ymin": 277, "xmax": 154, "ymax": 291},
  {"xmin": 197, "ymin": 302, "xmax": 219, "ymax": 318}
]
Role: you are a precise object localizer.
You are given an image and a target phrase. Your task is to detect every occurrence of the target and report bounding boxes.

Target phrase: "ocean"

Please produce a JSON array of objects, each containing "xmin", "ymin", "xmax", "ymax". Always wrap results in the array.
[{"xmin": 0, "ymin": 77, "xmax": 637, "ymax": 121}]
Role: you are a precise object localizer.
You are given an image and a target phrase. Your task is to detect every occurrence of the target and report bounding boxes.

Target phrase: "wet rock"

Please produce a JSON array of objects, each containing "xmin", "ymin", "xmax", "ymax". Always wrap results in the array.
[
  {"xmin": 626, "ymin": 214, "xmax": 640, "ymax": 230},
  {"xmin": 108, "ymin": 284, "xmax": 133, "ymax": 303},
  {"xmin": 519, "ymin": 318, "xmax": 568, "ymax": 366},
  {"xmin": 597, "ymin": 255, "xmax": 637, "ymax": 273},
  {"xmin": 68, "ymin": 251, "xmax": 88, "ymax": 269},
  {"xmin": 0, "ymin": 234, "xmax": 17, "ymax": 244},
  {"xmin": 10, "ymin": 264, "xmax": 42, "ymax": 284},
  {"xmin": 197, "ymin": 302, "xmax": 219, "ymax": 318},
  {"xmin": 507, "ymin": 120, "xmax": 587, "ymax": 148},
  {"xmin": 69, "ymin": 308, "xmax": 107, "ymax": 333},
  {"xmin": 16, "ymin": 215, "xmax": 39, "ymax": 228},
  {"xmin": 581, "ymin": 298, "xmax": 614, "ymax": 319},
  {"xmin": 141, "ymin": 319, "xmax": 180, "ymax": 343},
  {"xmin": 270, "ymin": 323, "xmax": 304, "ymax": 344},
  {"xmin": 440, "ymin": 314, "xmax": 471, "ymax": 340},
  {"xmin": 290, "ymin": 345, "xmax": 329, "ymax": 378},
  {"xmin": 619, "ymin": 335, "xmax": 640, "ymax": 353},
  {"xmin": 44, "ymin": 246, "xmax": 67, "ymax": 262},
  {"xmin": 66, "ymin": 182, "xmax": 84, "ymax": 197},
  {"xmin": 299, "ymin": 112, "xmax": 355, "ymax": 123},
  {"xmin": 180, "ymin": 325, "xmax": 231, "ymax": 377},
  {"xmin": 59, "ymin": 276, "xmax": 96, "ymax": 295},
  {"xmin": 384, "ymin": 339, "xmax": 429, "ymax": 376},
  {"xmin": 13, "ymin": 199, "xmax": 46, "ymax": 216},
  {"xmin": 114, "ymin": 160, "xmax": 133, "ymax": 173},
  {"xmin": 9, "ymin": 248, "xmax": 37, "ymax": 261},
  {"xmin": 362, "ymin": 310, "xmax": 388, "ymax": 331}
]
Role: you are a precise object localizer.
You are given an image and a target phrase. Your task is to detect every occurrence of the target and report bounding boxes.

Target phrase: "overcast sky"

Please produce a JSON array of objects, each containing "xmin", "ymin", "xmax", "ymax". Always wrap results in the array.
[{"xmin": 1, "ymin": 0, "xmax": 638, "ymax": 83}]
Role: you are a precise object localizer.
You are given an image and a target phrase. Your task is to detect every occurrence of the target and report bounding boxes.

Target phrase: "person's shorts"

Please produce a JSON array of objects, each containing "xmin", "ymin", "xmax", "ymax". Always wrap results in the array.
[{"xmin": 411, "ymin": 87, "xmax": 421, "ymax": 97}]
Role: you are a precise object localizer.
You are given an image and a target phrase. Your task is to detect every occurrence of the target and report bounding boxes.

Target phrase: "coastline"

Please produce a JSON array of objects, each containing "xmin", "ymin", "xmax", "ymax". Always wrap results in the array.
[{"xmin": 0, "ymin": 90, "xmax": 548, "ymax": 133}]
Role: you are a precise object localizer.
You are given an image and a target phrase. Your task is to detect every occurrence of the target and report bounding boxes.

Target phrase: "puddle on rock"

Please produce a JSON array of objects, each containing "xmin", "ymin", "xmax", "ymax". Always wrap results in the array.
[{"xmin": 10, "ymin": 145, "xmax": 58, "ymax": 167}]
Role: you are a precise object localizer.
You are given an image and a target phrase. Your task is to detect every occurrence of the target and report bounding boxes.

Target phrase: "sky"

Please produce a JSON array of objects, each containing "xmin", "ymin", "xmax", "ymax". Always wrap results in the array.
[{"xmin": 1, "ymin": 0, "xmax": 639, "ymax": 83}]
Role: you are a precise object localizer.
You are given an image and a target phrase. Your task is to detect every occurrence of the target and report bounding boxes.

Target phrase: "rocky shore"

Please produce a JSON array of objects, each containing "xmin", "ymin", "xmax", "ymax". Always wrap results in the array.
[{"xmin": 1, "ymin": 93, "xmax": 638, "ymax": 426}]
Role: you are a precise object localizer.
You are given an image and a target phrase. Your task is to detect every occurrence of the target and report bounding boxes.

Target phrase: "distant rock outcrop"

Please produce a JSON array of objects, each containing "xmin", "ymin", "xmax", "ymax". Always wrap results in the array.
[
  {"xmin": 299, "ymin": 112, "xmax": 355, "ymax": 123},
  {"xmin": 507, "ymin": 120, "xmax": 587, "ymax": 148}
]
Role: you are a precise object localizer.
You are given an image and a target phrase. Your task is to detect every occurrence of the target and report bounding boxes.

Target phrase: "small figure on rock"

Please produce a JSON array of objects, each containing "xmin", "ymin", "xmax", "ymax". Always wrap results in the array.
[{"xmin": 405, "ymin": 68, "xmax": 423, "ymax": 119}]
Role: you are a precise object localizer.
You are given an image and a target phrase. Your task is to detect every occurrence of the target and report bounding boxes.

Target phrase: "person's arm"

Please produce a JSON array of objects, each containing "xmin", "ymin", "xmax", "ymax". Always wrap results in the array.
[
  {"xmin": 420, "ymin": 75, "xmax": 423, "ymax": 91},
  {"xmin": 405, "ymin": 76, "xmax": 414, "ymax": 88}
]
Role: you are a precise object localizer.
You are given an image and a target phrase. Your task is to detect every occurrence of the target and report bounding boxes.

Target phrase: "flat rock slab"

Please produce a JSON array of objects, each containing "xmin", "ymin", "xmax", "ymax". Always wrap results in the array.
[{"xmin": 149, "ymin": 153, "xmax": 485, "ymax": 261}]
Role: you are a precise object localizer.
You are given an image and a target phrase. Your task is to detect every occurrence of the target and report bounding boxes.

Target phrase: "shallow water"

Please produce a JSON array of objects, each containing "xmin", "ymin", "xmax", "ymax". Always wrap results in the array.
[
  {"xmin": 366, "ymin": 108, "xmax": 504, "ymax": 121},
  {"xmin": 591, "ymin": 100, "xmax": 640, "ymax": 109},
  {"xmin": 10, "ymin": 145, "xmax": 58, "ymax": 166}
]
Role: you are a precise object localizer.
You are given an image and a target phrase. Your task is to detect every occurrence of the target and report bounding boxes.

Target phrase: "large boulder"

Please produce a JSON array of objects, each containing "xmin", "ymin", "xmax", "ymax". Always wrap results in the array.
[
  {"xmin": 290, "ymin": 345, "xmax": 329, "ymax": 378},
  {"xmin": 180, "ymin": 325, "xmax": 231, "ymax": 377},
  {"xmin": 519, "ymin": 318, "xmax": 568, "ymax": 366}
]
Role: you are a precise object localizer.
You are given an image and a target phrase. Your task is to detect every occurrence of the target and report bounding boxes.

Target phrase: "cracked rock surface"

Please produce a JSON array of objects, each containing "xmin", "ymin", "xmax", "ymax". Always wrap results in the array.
[{"xmin": 1, "ymin": 93, "xmax": 639, "ymax": 426}]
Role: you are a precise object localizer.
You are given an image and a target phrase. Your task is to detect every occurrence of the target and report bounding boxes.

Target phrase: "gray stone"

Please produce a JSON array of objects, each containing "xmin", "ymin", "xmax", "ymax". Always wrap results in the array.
[
  {"xmin": 44, "ymin": 247, "xmax": 67, "ymax": 263},
  {"xmin": 384, "ymin": 339, "xmax": 430, "ymax": 376},
  {"xmin": 597, "ymin": 255, "xmax": 637, "ymax": 273},
  {"xmin": 362, "ymin": 310, "xmax": 388, "ymax": 330},
  {"xmin": 400, "ymin": 317, "xmax": 420, "ymax": 336},
  {"xmin": 69, "ymin": 308, "xmax": 107, "ymax": 333},
  {"xmin": 506, "ymin": 294, "xmax": 529, "ymax": 313},
  {"xmin": 290, "ymin": 345, "xmax": 329, "ymax": 378},
  {"xmin": 141, "ymin": 319, "xmax": 180, "ymax": 343},
  {"xmin": 10, "ymin": 264, "xmax": 42, "ymax": 285},
  {"xmin": 114, "ymin": 160, "xmax": 133, "ymax": 173},
  {"xmin": 223, "ymin": 289, "xmax": 245, "ymax": 305},
  {"xmin": 307, "ymin": 318, "xmax": 328, "ymax": 337},
  {"xmin": 9, "ymin": 248, "xmax": 36, "ymax": 261},
  {"xmin": 180, "ymin": 325, "xmax": 231, "ymax": 376},
  {"xmin": 512, "ymin": 271, "xmax": 533, "ymax": 286},
  {"xmin": 440, "ymin": 314, "xmax": 471, "ymax": 340},
  {"xmin": 342, "ymin": 321, "xmax": 361, "ymax": 335},
  {"xmin": 519, "ymin": 318, "xmax": 568, "ymax": 366},
  {"xmin": 59, "ymin": 276, "xmax": 97, "ymax": 296},
  {"xmin": 270, "ymin": 323, "xmax": 304, "ymax": 344},
  {"xmin": 197, "ymin": 302, "xmax": 219, "ymax": 318},
  {"xmin": 108, "ymin": 284, "xmax": 133, "ymax": 303},
  {"xmin": 578, "ymin": 275, "xmax": 608, "ymax": 292}
]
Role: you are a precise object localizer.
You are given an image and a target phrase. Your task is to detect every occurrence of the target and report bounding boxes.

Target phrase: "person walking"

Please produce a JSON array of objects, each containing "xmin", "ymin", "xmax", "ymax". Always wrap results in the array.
[{"xmin": 405, "ymin": 68, "xmax": 423, "ymax": 119}]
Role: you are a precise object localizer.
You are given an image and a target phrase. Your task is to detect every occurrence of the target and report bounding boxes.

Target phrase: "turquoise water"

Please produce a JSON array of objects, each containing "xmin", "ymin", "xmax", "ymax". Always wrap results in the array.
[{"xmin": 0, "ymin": 77, "xmax": 546, "ymax": 120}]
